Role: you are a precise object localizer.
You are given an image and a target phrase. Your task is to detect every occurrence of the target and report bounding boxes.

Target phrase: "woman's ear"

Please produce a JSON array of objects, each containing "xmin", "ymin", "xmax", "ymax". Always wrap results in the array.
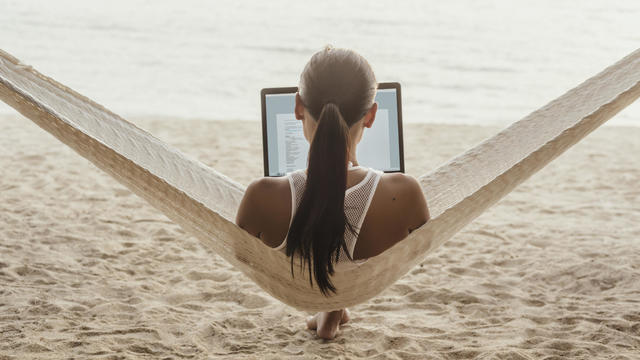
[
  {"xmin": 295, "ymin": 93, "xmax": 305, "ymax": 120},
  {"xmin": 364, "ymin": 102, "xmax": 378, "ymax": 128}
]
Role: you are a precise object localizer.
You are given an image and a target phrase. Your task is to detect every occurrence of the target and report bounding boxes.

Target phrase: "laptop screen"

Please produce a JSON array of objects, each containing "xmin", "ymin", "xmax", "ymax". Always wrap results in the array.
[{"xmin": 262, "ymin": 84, "xmax": 403, "ymax": 176}]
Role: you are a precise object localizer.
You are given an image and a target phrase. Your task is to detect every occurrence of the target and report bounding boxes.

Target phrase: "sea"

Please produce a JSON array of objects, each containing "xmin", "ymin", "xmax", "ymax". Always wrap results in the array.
[{"xmin": 1, "ymin": 0, "xmax": 639, "ymax": 126}]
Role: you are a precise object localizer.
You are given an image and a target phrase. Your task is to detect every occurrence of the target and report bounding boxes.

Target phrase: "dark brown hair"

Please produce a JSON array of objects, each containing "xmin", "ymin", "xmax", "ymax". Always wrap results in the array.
[{"xmin": 285, "ymin": 45, "xmax": 377, "ymax": 295}]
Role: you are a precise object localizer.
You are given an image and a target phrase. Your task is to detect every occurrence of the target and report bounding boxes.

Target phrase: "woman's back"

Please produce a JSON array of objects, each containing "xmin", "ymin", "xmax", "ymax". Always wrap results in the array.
[{"xmin": 237, "ymin": 164, "xmax": 428, "ymax": 260}]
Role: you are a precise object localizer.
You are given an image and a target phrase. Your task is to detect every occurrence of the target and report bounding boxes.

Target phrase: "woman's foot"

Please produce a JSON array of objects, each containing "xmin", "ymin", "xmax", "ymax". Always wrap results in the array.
[{"xmin": 306, "ymin": 308, "xmax": 350, "ymax": 340}]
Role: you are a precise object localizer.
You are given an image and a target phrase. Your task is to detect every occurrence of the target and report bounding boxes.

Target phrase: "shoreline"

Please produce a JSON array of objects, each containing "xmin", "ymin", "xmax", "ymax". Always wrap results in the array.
[{"xmin": 2, "ymin": 111, "xmax": 639, "ymax": 128}]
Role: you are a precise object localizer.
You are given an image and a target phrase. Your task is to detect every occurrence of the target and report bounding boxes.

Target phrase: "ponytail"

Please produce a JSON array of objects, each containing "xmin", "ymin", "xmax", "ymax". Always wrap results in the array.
[
  {"xmin": 289, "ymin": 46, "xmax": 377, "ymax": 295},
  {"xmin": 285, "ymin": 102, "xmax": 357, "ymax": 295}
]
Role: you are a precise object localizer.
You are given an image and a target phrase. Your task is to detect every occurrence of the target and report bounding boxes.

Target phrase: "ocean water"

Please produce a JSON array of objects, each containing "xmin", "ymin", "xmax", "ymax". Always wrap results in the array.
[{"xmin": 1, "ymin": 0, "xmax": 639, "ymax": 126}]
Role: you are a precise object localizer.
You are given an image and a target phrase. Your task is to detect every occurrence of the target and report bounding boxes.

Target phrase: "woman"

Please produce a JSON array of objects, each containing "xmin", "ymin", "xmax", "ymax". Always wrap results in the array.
[{"xmin": 236, "ymin": 46, "xmax": 429, "ymax": 339}]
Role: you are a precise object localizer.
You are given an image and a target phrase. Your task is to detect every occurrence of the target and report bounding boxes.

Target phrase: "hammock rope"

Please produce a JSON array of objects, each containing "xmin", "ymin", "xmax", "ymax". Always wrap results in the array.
[{"xmin": 1, "ymin": 48, "xmax": 639, "ymax": 312}]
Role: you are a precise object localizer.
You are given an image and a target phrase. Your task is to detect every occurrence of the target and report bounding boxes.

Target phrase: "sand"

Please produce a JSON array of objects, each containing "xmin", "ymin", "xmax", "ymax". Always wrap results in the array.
[{"xmin": 0, "ymin": 114, "xmax": 639, "ymax": 359}]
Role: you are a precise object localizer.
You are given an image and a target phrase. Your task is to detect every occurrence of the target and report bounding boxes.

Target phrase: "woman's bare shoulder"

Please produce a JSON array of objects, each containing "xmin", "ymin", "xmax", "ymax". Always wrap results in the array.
[
  {"xmin": 378, "ymin": 172, "xmax": 422, "ymax": 194},
  {"xmin": 235, "ymin": 176, "xmax": 292, "ymax": 246},
  {"xmin": 246, "ymin": 176, "xmax": 290, "ymax": 193},
  {"xmin": 353, "ymin": 172, "xmax": 429, "ymax": 259},
  {"xmin": 242, "ymin": 176, "xmax": 291, "ymax": 215},
  {"xmin": 376, "ymin": 172, "xmax": 429, "ymax": 230}
]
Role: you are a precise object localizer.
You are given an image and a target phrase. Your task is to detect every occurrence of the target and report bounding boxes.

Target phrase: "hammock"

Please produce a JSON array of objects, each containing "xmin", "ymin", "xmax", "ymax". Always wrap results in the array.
[{"xmin": 1, "ymin": 48, "xmax": 639, "ymax": 312}]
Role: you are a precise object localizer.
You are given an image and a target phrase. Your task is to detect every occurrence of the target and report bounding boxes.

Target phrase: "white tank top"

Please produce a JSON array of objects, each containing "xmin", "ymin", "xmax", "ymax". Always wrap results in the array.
[{"xmin": 273, "ymin": 162, "xmax": 383, "ymax": 263}]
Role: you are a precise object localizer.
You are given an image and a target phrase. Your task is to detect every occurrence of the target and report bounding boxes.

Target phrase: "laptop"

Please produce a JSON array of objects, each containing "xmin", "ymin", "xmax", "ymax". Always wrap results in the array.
[{"xmin": 261, "ymin": 82, "xmax": 404, "ymax": 177}]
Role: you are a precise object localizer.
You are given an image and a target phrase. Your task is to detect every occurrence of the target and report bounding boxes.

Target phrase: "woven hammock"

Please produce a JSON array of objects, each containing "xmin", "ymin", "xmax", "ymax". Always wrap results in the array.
[{"xmin": 1, "ymin": 49, "xmax": 638, "ymax": 312}]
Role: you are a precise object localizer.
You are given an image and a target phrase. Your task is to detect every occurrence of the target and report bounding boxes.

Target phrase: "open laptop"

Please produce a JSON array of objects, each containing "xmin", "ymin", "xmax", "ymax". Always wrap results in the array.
[{"xmin": 261, "ymin": 82, "xmax": 404, "ymax": 177}]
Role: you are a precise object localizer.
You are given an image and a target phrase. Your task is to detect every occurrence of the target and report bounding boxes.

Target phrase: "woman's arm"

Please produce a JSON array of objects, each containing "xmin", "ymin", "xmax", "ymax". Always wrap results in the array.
[
  {"xmin": 235, "ymin": 177, "xmax": 291, "ymax": 247},
  {"xmin": 405, "ymin": 175, "xmax": 430, "ymax": 233},
  {"xmin": 235, "ymin": 178, "xmax": 266, "ymax": 239}
]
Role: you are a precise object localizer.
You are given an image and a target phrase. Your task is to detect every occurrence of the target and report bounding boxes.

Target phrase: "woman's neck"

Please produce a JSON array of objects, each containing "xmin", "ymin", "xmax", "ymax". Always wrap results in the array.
[{"xmin": 348, "ymin": 145, "xmax": 359, "ymax": 166}]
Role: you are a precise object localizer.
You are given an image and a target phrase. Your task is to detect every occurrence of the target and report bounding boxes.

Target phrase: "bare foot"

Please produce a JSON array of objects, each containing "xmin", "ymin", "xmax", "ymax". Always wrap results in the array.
[{"xmin": 306, "ymin": 308, "xmax": 350, "ymax": 340}]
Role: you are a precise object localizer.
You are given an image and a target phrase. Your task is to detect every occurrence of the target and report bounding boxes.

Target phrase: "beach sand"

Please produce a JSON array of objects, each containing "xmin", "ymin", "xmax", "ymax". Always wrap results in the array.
[{"xmin": 1, "ymin": 114, "xmax": 639, "ymax": 359}]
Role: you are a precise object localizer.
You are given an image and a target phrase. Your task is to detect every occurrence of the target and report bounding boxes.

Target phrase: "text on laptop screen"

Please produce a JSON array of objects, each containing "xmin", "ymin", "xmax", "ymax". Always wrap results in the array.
[{"xmin": 265, "ymin": 88, "xmax": 401, "ymax": 176}]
